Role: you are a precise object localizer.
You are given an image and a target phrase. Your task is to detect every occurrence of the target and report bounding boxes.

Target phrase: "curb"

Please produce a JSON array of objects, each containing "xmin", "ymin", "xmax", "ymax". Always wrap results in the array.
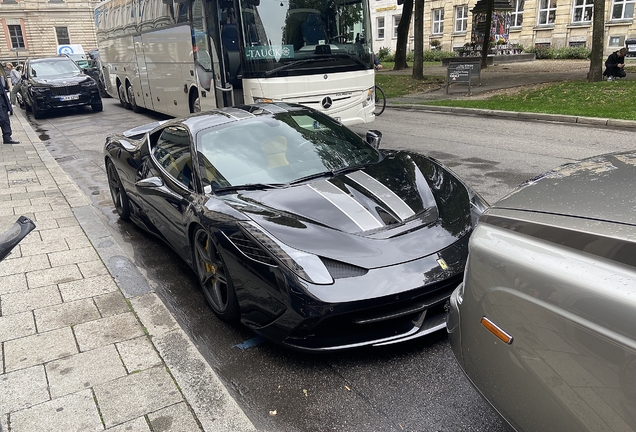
[
  {"xmin": 12, "ymin": 110, "xmax": 256, "ymax": 432},
  {"xmin": 386, "ymin": 103, "xmax": 636, "ymax": 129}
]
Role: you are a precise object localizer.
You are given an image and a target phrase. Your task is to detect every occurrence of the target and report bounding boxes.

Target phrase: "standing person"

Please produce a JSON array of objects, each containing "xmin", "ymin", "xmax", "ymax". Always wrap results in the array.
[
  {"xmin": 0, "ymin": 73, "xmax": 19, "ymax": 144},
  {"xmin": 7, "ymin": 63, "xmax": 22, "ymax": 106},
  {"xmin": 603, "ymin": 48, "xmax": 627, "ymax": 81}
]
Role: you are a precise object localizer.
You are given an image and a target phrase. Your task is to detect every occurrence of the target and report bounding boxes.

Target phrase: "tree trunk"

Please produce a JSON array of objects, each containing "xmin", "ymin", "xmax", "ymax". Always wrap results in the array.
[
  {"xmin": 480, "ymin": 0, "xmax": 494, "ymax": 69},
  {"xmin": 394, "ymin": 0, "xmax": 414, "ymax": 70},
  {"xmin": 412, "ymin": 0, "xmax": 425, "ymax": 79},
  {"xmin": 587, "ymin": 0, "xmax": 605, "ymax": 81}
]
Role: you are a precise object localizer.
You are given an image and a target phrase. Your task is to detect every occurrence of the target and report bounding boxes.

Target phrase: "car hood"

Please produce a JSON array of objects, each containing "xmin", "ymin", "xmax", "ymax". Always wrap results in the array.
[
  {"xmin": 218, "ymin": 151, "xmax": 472, "ymax": 268},
  {"xmin": 32, "ymin": 75, "xmax": 90, "ymax": 86},
  {"xmin": 495, "ymin": 151, "xmax": 636, "ymax": 226}
]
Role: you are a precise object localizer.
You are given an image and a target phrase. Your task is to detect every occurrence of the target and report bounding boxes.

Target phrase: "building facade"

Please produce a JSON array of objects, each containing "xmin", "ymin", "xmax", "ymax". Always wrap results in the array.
[
  {"xmin": 371, "ymin": 0, "xmax": 636, "ymax": 56},
  {"xmin": 1, "ymin": 0, "xmax": 100, "ymax": 64}
]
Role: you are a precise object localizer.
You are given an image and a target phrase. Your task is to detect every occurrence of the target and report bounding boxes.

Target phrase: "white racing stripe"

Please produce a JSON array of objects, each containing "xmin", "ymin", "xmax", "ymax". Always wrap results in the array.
[
  {"xmin": 346, "ymin": 171, "xmax": 416, "ymax": 221},
  {"xmin": 308, "ymin": 180, "xmax": 383, "ymax": 232}
]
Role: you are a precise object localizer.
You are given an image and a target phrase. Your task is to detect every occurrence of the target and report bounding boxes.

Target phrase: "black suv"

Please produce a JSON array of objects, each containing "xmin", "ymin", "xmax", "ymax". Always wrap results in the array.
[{"xmin": 19, "ymin": 57, "xmax": 102, "ymax": 119}]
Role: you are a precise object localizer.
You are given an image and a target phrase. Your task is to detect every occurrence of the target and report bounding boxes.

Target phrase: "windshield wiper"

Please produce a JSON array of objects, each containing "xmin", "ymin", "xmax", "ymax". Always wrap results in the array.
[
  {"xmin": 265, "ymin": 59, "xmax": 330, "ymax": 77},
  {"xmin": 213, "ymin": 183, "xmax": 287, "ymax": 193},
  {"xmin": 327, "ymin": 53, "xmax": 370, "ymax": 68},
  {"xmin": 287, "ymin": 171, "xmax": 335, "ymax": 185},
  {"xmin": 333, "ymin": 162, "xmax": 376, "ymax": 176}
]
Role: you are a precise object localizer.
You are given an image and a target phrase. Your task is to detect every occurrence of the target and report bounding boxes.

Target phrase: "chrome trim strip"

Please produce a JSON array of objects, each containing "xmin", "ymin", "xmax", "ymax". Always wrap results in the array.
[
  {"xmin": 308, "ymin": 181, "xmax": 383, "ymax": 232},
  {"xmin": 346, "ymin": 171, "xmax": 416, "ymax": 221}
]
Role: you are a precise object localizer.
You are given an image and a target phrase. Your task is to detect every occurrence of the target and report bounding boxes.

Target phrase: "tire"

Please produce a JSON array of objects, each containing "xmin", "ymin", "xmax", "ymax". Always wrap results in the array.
[
  {"xmin": 106, "ymin": 160, "xmax": 131, "ymax": 220},
  {"xmin": 193, "ymin": 227, "xmax": 239, "ymax": 321},
  {"xmin": 374, "ymin": 85, "xmax": 386, "ymax": 116},
  {"xmin": 190, "ymin": 95, "xmax": 201, "ymax": 113},
  {"xmin": 118, "ymin": 82, "xmax": 131, "ymax": 110},
  {"xmin": 127, "ymin": 85, "xmax": 143, "ymax": 113},
  {"xmin": 32, "ymin": 100, "xmax": 44, "ymax": 119},
  {"xmin": 92, "ymin": 101, "xmax": 103, "ymax": 112}
]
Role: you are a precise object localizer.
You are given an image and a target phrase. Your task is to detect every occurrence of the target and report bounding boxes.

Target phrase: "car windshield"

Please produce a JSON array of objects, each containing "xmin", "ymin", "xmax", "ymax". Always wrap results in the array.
[
  {"xmin": 230, "ymin": 0, "xmax": 374, "ymax": 78},
  {"xmin": 197, "ymin": 110, "xmax": 379, "ymax": 190},
  {"xmin": 30, "ymin": 59, "xmax": 81, "ymax": 79}
]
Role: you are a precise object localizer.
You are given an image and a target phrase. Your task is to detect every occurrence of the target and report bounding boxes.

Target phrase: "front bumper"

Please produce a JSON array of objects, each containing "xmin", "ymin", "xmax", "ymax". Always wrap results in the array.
[
  {"xmin": 447, "ymin": 282, "xmax": 464, "ymax": 366},
  {"xmin": 32, "ymin": 90, "xmax": 100, "ymax": 110}
]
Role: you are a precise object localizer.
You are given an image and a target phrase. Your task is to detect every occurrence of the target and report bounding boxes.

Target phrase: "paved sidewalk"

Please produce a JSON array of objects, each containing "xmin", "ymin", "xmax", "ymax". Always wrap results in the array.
[{"xmin": 0, "ymin": 110, "xmax": 256, "ymax": 432}]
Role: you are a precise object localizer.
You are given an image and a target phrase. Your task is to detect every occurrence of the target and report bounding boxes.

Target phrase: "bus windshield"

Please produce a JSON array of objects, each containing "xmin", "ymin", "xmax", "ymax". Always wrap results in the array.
[{"xmin": 236, "ymin": 0, "xmax": 373, "ymax": 78}]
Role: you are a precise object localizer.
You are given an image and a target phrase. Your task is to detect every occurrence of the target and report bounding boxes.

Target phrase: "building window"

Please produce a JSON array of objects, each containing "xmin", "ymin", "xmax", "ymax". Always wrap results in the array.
[
  {"xmin": 55, "ymin": 27, "xmax": 71, "ymax": 45},
  {"xmin": 392, "ymin": 15, "xmax": 400, "ymax": 38},
  {"xmin": 572, "ymin": 0, "xmax": 593, "ymax": 22},
  {"xmin": 609, "ymin": 35, "xmax": 625, "ymax": 46},
  {"xmin": 8, "ymin": 25, "xmax": 26, "ymax": 49},
  {"xmin": 611, "ymin": 0, "xmax": 635, "ymax": 19},
  {"xmin": 538, "ymin": 0, "xmax": 557, "ymax": 25},
  {"xmin": 569, "ymin": 41, "xmax": 586, "ymax": 46},
  {"xmin": 433, "ymin": 9, "xmax": 444, "ymax": 34},
  {"xmin": 511, "ymin": 0, "xmax": 525, "ymax": 26},
  {"xmin": 377, "ymin": 17, "xmax": 385, "ymax": 39},
  {"xmin": 455, "ymin": 6, "xmax": 468, "ymax": 32}
]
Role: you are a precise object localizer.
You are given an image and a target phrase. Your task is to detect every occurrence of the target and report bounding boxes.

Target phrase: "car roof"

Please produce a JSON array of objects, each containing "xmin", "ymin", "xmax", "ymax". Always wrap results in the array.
[
  {"xmin": 29, "ymin": 57, "xmax": 76, "ymax": 64},
  {"xmin": 495, "ymin": 151, "xmax": 636, "ymax": 226}
]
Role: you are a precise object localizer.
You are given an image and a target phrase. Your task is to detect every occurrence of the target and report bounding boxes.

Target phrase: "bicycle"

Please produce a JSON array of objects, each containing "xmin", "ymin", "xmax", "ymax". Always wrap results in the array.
[{"xmin": 373, "ymin": 85, "xmax": 386, "ymax": 116}]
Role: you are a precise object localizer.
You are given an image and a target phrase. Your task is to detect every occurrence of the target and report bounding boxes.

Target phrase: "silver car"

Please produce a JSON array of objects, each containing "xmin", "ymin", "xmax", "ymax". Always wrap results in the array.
[{"xmin": 448, "ymin": 151, "xmax": 636, "ymax": 432}]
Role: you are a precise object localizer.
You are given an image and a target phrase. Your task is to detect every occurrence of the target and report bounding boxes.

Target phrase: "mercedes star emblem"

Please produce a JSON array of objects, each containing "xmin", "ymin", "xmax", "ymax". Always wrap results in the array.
[{"xmin": 321, "ymin": 97, "xmax": 333, "ymax": 109}]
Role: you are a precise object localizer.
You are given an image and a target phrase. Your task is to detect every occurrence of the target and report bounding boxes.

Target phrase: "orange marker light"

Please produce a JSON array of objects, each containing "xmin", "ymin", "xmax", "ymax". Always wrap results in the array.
[{"xmin": 481, "ymin": 317, "xmax": 513, "ymax": 344}]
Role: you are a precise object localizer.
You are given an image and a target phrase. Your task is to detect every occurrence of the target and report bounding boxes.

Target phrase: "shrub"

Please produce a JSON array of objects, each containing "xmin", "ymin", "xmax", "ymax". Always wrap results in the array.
[
  {"xmin": 376, "ymin": 47, "xmax": 393, "ymax": 62},
  {"xmin": 406, "ymin": 51, "xmax": 414, "ymax": 62},
  {"xmin": 525, "ymin": 45, "xmax": 591, "ymax": 59},
  {"xmin": 423, "ymin": 50, "xmax": 456, "ymax": 62}
]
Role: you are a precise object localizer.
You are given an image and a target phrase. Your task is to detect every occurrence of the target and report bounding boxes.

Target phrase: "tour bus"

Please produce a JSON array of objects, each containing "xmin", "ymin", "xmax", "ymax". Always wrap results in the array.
[{"xmin": 94, "ymin": 0, "xmax": 376, "ymax": 125}]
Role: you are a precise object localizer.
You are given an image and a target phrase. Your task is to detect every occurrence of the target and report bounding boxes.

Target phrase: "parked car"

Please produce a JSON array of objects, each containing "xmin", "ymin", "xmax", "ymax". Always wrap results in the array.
[
  {"xmin": 105, "ymin": 103, "xmax": 488, "ymax": 351},
  {"xmin": 19, "ymin": 56, "xmax": 102, "ymax": 119},
  {"xmin": 448, "ymin": 151, "xmax": 636, "ymax": 431}
]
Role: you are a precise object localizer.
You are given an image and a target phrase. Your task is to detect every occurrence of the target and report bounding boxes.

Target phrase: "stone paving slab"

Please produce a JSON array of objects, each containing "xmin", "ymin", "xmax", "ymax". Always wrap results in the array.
[
  {"xmin": 4, "ymin": 326, "xmax": 77, "ymax": 372},
  {"xmin": 74, "ymin": 312, "xmax": 145, "ymax": 352},
  {"xmin": 34, "ymin": 297, "xmax": 101, "ymax": 333},
  {"xmin": 94, "ymin": 366, "xmax": 183, "ymax": 428},
  {"xmin": 10, "ymin": 389, "xmax": 103, "ymax": 432},
  {"xmin": 46, "ymin": 345, "xmax": 127, "ymax": 398},
  {"xmin": 0, "ymin": 365, "xmax": 49, "ymax": 413}
]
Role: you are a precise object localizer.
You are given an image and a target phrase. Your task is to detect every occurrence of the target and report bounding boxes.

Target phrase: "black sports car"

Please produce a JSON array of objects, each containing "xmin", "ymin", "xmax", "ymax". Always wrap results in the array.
[{"xmin": 104, "ymin": 103, "xmax": 487, "ymax": 351}]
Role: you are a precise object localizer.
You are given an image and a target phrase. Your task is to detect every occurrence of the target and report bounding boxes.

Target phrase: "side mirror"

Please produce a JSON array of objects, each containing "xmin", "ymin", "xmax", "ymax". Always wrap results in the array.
[
  {"xmin": 136, "ymin": 177, "xmax": 164, "ymax": 188},
  {"xmin": 366, "ymin": 130, "xmax": 382, "ymax": 149}
]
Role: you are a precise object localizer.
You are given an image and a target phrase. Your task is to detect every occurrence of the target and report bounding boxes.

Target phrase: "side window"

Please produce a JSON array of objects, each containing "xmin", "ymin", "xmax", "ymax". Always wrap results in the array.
[{"xmin": 152, "ymin": 126, "xmax": 194, "ymax": 189}]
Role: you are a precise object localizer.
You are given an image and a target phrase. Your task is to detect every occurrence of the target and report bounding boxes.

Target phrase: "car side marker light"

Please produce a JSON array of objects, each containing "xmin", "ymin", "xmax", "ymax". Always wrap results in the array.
[{"xmin": 481, "ymin": 317, "xmax": 513, "ymax": 344}]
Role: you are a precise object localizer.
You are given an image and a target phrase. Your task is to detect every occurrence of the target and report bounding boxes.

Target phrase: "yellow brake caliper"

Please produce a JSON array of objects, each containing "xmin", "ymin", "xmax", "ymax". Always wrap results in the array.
[{"xmin": 204, "ymin": 237, "xmax": 216, "ymax": 280}]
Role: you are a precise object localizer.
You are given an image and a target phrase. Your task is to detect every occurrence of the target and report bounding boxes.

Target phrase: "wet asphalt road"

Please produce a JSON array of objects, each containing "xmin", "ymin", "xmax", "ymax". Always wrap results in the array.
[{"xmin": 24, "ymin": 99, "xmax": 635, "ymax": 431}]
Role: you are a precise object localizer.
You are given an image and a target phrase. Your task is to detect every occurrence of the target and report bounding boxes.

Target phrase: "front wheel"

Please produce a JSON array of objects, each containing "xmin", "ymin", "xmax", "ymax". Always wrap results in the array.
[
  {"xmin": 374, "ymin": 85, "xmax": 386, "ymax": 116},
  {"xmin": 32, "ymin": 100, "xmax": 44, "ymax": 119},
  {"xmin": 193, "ymin": 228, "xmax": 239, "ymax": 321},
  {"xmin": 106, "ymin": 160, "xmax": 130, "ymax": 220},
  {"xmin": 92, "ymin": 102, "xmax": 103, "ymax": 112}
]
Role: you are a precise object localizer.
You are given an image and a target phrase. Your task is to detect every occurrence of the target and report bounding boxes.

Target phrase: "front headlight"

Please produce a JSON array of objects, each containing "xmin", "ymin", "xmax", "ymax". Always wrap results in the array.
[
  {"xmin": 362, "ymin": 87, "xmax": 374, "ymax": 108},
  {"xmin": 238, "ymin": 221, "xmax": 333, "ymax": 285},
  {"xmin": 31, "ymin": 86, "xmax": 49, "ymax": 94},
  {"xmin": 81, "ymin": 79, "xmax": 97, "ymax": 88}
]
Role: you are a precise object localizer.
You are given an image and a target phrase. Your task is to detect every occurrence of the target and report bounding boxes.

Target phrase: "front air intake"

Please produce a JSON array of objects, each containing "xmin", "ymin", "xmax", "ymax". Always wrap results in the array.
[
  {"xmin": 227, "ymin": 230, "xmax": 276, "ymax": 266},
  {"xmin": 321, "ymin": 258, "xmax": 368, "ymax": 279}
]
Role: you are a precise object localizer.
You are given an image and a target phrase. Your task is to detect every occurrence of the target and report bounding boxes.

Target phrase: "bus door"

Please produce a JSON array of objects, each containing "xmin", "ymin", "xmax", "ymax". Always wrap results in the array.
[
  {"xmin": 133, "ymin": 35, "xmax": 154, "ymax": 111},
  {"xmin": 191, "ymin": 0, "xmax": 224, "ymax": 110}
]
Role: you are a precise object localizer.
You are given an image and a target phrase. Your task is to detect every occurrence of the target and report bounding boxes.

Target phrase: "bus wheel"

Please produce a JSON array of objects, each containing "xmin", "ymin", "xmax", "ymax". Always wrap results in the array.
[
  {"xmin": 127, "ymin": 85, "xmax": 142, "ymax": 113},
  {"xmin": 190, "ymin": 94, "xmax": 201, "ymax": 113},
  {"xmin": 118, "ymin": 83, "xmax": 131, "ymax": 110}
]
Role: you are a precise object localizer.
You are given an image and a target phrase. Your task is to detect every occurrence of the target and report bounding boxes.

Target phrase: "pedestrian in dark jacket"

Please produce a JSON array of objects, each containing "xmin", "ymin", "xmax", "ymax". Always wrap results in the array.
[
  {"xmin": 0, "ymin": 74, "xmax": 19, "ymax": 144},
  {"xmin": 603, "ymin": 48, "xmax": 627, "ymax": 81}
]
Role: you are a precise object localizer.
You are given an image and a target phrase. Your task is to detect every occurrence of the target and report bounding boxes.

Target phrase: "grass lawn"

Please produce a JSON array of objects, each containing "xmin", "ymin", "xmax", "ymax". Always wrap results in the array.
[
  {"xmin": 375, "ymin": 74, "xmax": 445, "ymax": 98},
  {"xmin": 423, "ymin": 79, "xmax": 636, "ymax": 120}
]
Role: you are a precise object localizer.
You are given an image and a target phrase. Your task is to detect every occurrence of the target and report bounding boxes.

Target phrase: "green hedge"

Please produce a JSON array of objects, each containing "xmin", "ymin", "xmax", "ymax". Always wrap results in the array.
[
  {"xmin": 524, "ymin": 46, "xmax": 591, "ymax": 59},
  {"xmin": 376, "ymin": 48, "xmax": 456, "ymax": 63}
]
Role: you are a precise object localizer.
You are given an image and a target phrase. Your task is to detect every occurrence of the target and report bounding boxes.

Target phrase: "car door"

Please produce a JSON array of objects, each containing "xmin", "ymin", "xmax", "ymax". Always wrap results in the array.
[{"xmin": 136, "ymin": 124, "xmax": 198, "ymax": 260}]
